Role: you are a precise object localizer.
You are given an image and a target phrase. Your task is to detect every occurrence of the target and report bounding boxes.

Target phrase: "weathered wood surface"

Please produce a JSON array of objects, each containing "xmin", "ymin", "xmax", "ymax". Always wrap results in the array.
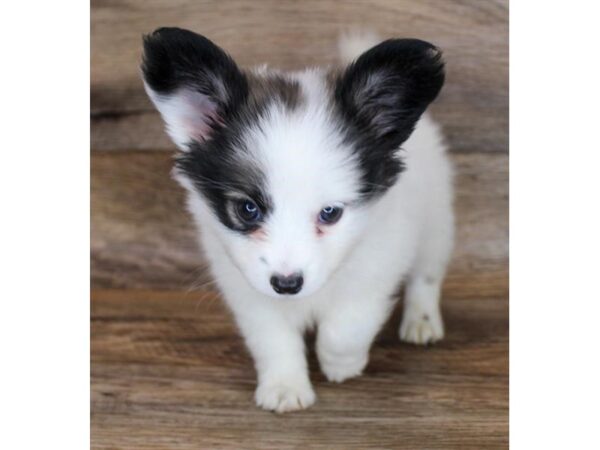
[
  {"xmin": 91, "ymin": 285, "xmax": 508, "ymax": 449},
  {"xmin": 91, "ymin": 0, "xmax": 508, "ymax": 153},
  {"xmin": 91, "ymin": 151, "xmax": 508, "ymax": 290}
]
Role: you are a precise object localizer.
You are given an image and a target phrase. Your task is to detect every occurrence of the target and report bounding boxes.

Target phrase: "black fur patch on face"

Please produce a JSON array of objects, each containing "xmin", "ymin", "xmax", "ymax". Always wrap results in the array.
[
  {"xmin": 173, "ymin": 90, "xmax": 282, "ymax": 234},
  {"xmin": 142, "ymin": 29, "xmax": 301, "ymax": 233},
  {"xmin": 175, "ymin": 132, "xmax": 272, "ymax": 234},
  {"xmin": 177, "ymin": 75, "xmax": 302, "ymax": 232},
  {"xmin": 331, "ymin": 38, "xmax": 445, "ymax": 199}
]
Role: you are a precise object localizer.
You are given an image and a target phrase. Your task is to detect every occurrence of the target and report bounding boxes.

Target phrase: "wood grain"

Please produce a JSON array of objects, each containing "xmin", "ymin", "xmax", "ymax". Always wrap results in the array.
[
  {"xmin": 91, "ymin": 287, "xmax": 508, "ymax": 449},
  {"xmin": 91, "ymin": 0, "xmax": 508, "ymax": 153},
  {"xmin": 91, "ymin": 151, "xmax": 508, "ymax": 290}
]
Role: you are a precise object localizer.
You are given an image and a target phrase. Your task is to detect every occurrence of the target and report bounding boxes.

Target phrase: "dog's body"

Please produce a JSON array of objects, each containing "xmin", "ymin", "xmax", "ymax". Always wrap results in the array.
[{"xmin": 142, "ymin": 29, "xmax": 453, "ymax": 412}]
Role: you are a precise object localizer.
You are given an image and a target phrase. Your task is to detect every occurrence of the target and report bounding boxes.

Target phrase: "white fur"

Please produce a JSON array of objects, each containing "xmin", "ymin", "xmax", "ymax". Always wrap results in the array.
[
  {"xmin": 168, "ymin": 35, "xmax": 454, "ymax": 413},
  {"xmin": 144, "ymin": 82, "xmax": 219, "ymax": 150}
]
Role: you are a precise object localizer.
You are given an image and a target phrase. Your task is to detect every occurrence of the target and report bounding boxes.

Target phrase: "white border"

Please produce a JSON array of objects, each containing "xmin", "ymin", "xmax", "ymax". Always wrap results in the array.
[
  {"xmin": 511, "ymin": 2, "xmax": 600, "ymax": 449},
  {"xmin": 0, "ymin": 1, "xmax": 90, "ymax": 449}
]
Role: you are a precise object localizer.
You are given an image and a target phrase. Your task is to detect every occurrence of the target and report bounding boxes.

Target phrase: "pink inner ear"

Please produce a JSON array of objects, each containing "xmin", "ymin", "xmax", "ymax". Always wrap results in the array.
[{"xmin": 179, "ymin": 89, "xmax": 222, "ymax": 142}]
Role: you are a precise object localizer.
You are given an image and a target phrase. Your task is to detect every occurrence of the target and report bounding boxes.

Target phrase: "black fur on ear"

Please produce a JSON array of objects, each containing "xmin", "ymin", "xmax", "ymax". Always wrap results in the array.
[
  {"xmin": 336, "ymin": 38, "xmax": 445, "ymax": 144},
  {"xmin": 141, "ymin": 27, "xmax": 248, "ymax": 123},
  {"xmin": 333, "ymin": 38, "xmax": 445, "ymax": 198}
]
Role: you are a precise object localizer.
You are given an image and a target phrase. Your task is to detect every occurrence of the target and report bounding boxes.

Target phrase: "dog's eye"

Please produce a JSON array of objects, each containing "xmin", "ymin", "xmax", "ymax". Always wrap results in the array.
[
  {"xmin": 237, "ymin": 199, "xmax": 262, "ymax": 224},
  {"xmin": 318, "ymin": 205, "xmax": 343, "ymax": 225}
]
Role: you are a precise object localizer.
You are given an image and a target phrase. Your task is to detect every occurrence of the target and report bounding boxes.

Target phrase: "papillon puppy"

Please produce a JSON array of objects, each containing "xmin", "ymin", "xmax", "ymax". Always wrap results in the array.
[{"xmin": 141, "ymin": 28, "xmax": 453, "ymax": 413}]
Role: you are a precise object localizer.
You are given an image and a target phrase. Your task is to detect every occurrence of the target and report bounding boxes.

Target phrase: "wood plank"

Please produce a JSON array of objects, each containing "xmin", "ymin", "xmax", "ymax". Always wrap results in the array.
[
  {"xmin": 91, "ymin": 0, "xmax": 508, "ymax": 153},
  {"xmin": 91, "ymin": 288, "xmax": 508, "ymax": 449},
  {"xmin": 91, "ymin": 151, "xmax": 508, "ymax": 290}
]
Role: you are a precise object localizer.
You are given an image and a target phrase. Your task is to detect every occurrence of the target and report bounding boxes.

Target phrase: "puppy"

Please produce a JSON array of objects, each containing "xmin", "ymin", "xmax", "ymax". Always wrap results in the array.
[{"xmin": 141, "ymin": 28, "xmax": 453, "ymax": 413}]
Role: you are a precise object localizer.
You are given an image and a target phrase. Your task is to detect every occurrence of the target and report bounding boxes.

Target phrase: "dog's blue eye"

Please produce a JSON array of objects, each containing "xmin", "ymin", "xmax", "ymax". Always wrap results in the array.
[
  {"xmin": 318, "ymin": 205, "xmax": 343, "ymax": 224},
  {"xmin": 237, "ymin": 200, "xmax": 262, "ymax": 224}
]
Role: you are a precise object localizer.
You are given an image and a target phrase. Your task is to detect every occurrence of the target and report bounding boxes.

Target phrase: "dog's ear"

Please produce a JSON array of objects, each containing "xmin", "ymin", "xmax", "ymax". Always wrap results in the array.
[
  {"xmin": 335, "ymin": 38, "xmax": 445, "ymax": 150},
  {"xmin": 141, "ymin": 28, "xmax": 248, "ymax": 150}
]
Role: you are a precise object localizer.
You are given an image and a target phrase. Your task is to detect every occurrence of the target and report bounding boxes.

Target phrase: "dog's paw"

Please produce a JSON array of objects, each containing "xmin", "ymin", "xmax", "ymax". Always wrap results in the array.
[
  {"xmin": 320, "ymin": 352, "xmax": 368, "ymax": 383},
  {"xmin": 399, "ymin": 307, "xmax": 444, "ymax": 345},
  {"xmin": 255, "ymin": 378, "xmax": 316, "ymax": 413}
]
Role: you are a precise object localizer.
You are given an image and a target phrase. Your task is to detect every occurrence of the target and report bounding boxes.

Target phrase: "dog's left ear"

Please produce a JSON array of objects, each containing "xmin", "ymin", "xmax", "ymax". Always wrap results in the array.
[
  {"xmin": 141, "ymin": 28, "xmax": 248, "ymax": 150},
  {"xmin": 335, "ymin": 38, "xmax": 445, "ymax": 150}
]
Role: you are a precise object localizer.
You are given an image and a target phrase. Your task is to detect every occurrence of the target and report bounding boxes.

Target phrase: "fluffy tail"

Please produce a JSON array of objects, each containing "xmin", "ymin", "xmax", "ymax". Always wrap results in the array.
[{"xmin": 337, "ymin": 29, "xmax": 382, "ymax": 64}]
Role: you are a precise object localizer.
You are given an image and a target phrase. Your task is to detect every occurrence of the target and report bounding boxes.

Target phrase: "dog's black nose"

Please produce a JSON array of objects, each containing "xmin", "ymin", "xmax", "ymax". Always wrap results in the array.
[{"xmin": 270, "ymin": 272, "xmax": 303, "ymax": 295}]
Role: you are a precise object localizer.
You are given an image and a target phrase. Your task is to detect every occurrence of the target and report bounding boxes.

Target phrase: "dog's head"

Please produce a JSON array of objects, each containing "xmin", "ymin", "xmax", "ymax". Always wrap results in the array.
[{"xmin": 142, "ymin": 28, "xmax": 444, "ymax": 298}]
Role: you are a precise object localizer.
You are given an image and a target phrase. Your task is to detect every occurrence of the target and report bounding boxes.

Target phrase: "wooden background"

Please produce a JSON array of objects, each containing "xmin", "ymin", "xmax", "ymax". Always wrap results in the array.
[{"xmin": 91, "ymin": 1, "xmax": 508, "ymax": 448}]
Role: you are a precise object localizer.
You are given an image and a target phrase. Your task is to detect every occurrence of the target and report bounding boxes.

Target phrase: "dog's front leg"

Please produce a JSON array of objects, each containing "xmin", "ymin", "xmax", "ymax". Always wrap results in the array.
[
  {"xmin": 234, "ymin": 307, "xmax": 315, "ymax": 413},
  {"xmin": 317, "ymin": 295, "xmax": 393, "ymax": 383}
]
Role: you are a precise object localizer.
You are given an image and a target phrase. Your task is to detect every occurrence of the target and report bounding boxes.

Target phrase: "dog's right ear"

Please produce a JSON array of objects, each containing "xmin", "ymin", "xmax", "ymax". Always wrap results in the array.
[{"xmin": 141, "ymin": 28, "xmax": 248, "ymax": 150}]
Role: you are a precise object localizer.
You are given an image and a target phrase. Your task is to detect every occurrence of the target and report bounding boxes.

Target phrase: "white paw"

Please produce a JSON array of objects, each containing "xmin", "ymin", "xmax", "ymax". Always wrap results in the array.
[
  {"xmin": 399, "ymin": 308, "xmax": 444, "ymax": 345},
  {"xmin": 319, "ymin": 352, "xmax": 368, "ymax": 383},
  {"xmin": 255, "ymin": 378, "xmax": 316, "ymax": 413}
]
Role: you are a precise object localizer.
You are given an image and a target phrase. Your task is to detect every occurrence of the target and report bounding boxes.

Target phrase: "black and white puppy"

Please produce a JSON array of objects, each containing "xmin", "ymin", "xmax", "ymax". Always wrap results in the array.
[{"xmin": 141, "ymin": 28, "xmax": 453, "ymax": 413}]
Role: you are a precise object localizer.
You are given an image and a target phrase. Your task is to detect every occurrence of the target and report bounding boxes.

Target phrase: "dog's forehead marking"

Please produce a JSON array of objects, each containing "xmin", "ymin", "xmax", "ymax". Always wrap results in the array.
[{"xmin": 240, "ymin": 69, "xmax": 361, "ymax": 213}]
